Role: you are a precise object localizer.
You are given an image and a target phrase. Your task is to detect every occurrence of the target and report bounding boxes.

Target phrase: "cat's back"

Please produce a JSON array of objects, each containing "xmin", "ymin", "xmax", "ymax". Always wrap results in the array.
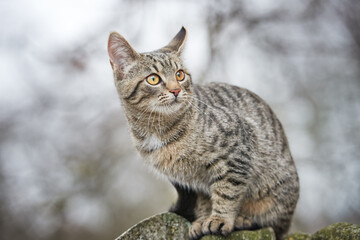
[
  {"xmin": 192, "ymin": 82, "xmax": 291, "ymax": 157},
  {"xmin": 193, "ymin": 82, "xmax": 273, "ymax": 124},
  {"xmin": 193, "ymin": 82, "xmax": 266, "ymax": 111}
]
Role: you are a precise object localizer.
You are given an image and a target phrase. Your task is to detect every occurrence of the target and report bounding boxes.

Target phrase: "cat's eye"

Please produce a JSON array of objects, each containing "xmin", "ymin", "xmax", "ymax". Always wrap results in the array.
[
  {"xmin": 176, "ymin": 70, "xmax": 185, "ymax": 81},
  {"xmin": 146, "ymin": 74, "xmax": 161, "ymax": 85}
]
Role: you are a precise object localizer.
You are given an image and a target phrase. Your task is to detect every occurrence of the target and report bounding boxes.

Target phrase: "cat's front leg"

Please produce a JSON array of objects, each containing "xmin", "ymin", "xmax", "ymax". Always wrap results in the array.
[
  {"xmin": 189, "ymin": 193, "xmax": 212, "ymax": 240},
  {"xmin": 201, "ymin": 181, "xmax": 246, "ymax": 237}
]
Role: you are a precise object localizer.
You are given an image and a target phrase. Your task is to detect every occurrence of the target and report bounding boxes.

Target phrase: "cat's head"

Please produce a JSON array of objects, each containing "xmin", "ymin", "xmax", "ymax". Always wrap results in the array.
[{"xmin": 107, "ymin": 27, "xmax": 192, "ymax": 115}]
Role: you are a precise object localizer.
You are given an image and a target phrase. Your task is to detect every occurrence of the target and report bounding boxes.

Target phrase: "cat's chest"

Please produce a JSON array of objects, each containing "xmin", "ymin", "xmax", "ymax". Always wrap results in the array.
[
  {"xmin": 139, "ymin": 134, "xmax": 164, "ymax": 152},
  {"xmin": 138, "ymin": 133, "xmax": 184, "ymax": 161},
  {"xmin": 138, "ymin": 134, "xmax": 212, "ymax": 192}
]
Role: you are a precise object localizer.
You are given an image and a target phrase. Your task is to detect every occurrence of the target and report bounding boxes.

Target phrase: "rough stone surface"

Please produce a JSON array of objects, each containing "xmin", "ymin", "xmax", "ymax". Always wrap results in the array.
[
  {"xmin": 115, "ymin": 213, "xmax": 190, "ymax": 240},
  {"xmin": 200, "ymin": 228, "xmax": 275, "ymax": 240},
  {"xmin": 116, "ymin": 213, "xmax": 275, "ymax": 240},
  {"xmin": 116, "ymin": 213, "xmax": 360, "ymax": 240}
]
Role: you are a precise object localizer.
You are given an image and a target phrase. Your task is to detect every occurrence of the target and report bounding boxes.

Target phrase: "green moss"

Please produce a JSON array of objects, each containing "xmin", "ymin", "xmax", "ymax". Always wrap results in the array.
[
  {"xmin": 200, "ymin": 228, "xmax": 275, "ymax": 240},
  {"xmin": 311, "ymin": 222, "xmax": 360, "ymax": 240},
  {"xmin": 284, "ymin": 232, "xmax": 311, "ymax": 240}
]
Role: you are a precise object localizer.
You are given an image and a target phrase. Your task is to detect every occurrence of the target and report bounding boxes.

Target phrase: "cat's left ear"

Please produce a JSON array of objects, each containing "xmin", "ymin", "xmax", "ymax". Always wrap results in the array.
[
  {"xmin": 162, "ymin": 27, "xmax": 187, "ymax": 55},
  {"xmin": 108, "ymin": 32, "xmax": 140, "ymax": 78}
]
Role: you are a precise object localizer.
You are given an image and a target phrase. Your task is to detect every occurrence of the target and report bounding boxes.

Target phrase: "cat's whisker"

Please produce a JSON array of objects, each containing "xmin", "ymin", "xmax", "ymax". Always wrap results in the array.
[
  {"xmin": 184, "ymin": 96, "xmax": 218, "ymax": 123},
  {"xmin": 151, "ymin": 107, "xmax": 157, "ymax": 131},
  {"xmin": 147, "ymin": 107, "xmax": 157, "ymax": 131},
  {"xmin": 152, "ymin": 106, "xmax": 161, "ymax": 135},
  {"xmin": 163, "ymin": 105, "xmax": 170, "ymax": 132},
  {"xmin": 134, "ymin": 105, "xmax": 152, "ymax": 126},
  {"xmin": 183, "ymin": 96, "xmax": 201, "ymax": 112},
  {"xmin": 165, "ymin": 103, "xmax": 173, "ymax": 117},
  {"xmin": 158, "ymin": 107, "xmax": 162, "ymax": 135},
  {"xmin": 184, "ymin": 98, "xmax": 199, "ymax": 114},
  {"xmin": 189, "ymin": 95, "xmax": 224, "ymax": 116}
]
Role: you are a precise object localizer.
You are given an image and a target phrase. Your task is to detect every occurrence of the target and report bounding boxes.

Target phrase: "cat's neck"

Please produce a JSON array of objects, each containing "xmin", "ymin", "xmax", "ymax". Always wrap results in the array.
[{"xmin": 123, "ymin": 102, "xmax": 194, "ymax": 141}]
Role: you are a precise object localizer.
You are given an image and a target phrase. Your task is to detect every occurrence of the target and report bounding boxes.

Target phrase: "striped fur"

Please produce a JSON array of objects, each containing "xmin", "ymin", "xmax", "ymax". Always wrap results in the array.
[{"xmin": 108, "ymin": 27, "xmax": 299, "ymax": 240}]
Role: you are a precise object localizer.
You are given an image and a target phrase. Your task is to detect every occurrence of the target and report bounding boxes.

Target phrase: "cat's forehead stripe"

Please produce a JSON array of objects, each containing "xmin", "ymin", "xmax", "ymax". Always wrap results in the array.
[
  {"xmin": 152, "ymin": 64, "xmax": 159, "ymax": 73},
  {"xmin": 143, "ymin": 52, "xmax": 182, "ymax": 75},
  {"xmin": 145, "ymin": 54, "xmax": 156, "ymax": 62},
  {"xmin": 146, "ymin": 52, "xmax": 179, "ymax": 66},
  {"xmin": 158, "ymin": 61, "xmax": 165, "ymax": 68}
]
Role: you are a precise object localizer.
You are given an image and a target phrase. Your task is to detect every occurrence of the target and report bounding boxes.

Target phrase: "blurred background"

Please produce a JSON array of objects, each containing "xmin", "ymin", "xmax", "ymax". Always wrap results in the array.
[{"xmin": 1, "ymin": 0, "xmax": 359, "ymax": 239}]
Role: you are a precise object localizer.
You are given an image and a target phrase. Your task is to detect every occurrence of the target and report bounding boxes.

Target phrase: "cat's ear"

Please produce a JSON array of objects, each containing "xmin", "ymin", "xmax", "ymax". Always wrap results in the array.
[
  {"xmin": 162, "ymin": 27, "xmax": 187, "ymax": 54},
  {"xmin": 108, "ymin": 32, "xmax": 140, "ymax": 78}
]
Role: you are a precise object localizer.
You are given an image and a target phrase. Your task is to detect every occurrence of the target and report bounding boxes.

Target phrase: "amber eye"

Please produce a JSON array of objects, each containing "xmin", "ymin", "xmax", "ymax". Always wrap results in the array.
[
  {"xmin": 146, "ymin": 74, "xmax": 160, "ymax": 85},
  {"xmin": 176, "ymin": 70, "xmax": 185, "ymax": 81}
]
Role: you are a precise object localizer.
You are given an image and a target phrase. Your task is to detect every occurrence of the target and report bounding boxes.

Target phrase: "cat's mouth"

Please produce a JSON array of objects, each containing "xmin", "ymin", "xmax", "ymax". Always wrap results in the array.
[
  {"xmin": 158, "ymin": 96, "xmax": 183, "ymax": 106},
  {"xmin": 155, "ymin": 98, "xmax": 185, "ymax": 115},
  {"xmin": 170, "ymin": 98, "xmax": 180, "ymax": 105},
  {"xmin": 169, "ymin": 97, "xmax": 187, "ymax": 109}
]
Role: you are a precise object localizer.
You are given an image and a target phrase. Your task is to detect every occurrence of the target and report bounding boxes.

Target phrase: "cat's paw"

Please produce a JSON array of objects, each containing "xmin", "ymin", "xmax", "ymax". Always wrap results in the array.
[
  {"xmin": 189, "ymin": 218, "xmax": 205, "ymax": 240},
  {"xmin": 201, "ymin": 215, "xmax": 234, "ymax": 236},
  {"xmin": 234, "ymin": 215, "xmax": 253, "ymax": 230}
]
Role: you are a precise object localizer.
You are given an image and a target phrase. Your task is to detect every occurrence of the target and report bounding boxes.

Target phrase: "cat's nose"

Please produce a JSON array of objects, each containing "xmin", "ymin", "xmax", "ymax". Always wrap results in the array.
[{"xmin": 170, "ymin": 88, "xmax": 181, "ymax": 97}]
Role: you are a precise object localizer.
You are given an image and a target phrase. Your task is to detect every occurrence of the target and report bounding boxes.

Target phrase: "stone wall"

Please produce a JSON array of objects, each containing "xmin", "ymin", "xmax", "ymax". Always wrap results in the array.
[{"xmin": 116, "ymin": 213, "xmax": 360, "ymax": 240}]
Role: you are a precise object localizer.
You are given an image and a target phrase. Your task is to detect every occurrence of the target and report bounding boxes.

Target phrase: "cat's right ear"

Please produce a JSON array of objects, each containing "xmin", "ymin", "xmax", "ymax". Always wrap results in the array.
[
  {"xmin": 162, "ymin": 27, "xmax": 187, "ymax": 55},
  {"xmin": 108, "ymin": 32, "xmax": 140, "ymax": 78}
]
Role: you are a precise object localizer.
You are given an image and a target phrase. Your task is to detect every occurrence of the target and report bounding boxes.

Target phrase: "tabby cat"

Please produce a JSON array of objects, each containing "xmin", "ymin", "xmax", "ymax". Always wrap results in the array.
[{"xmin": 107, "ymin": 27, "xmax": 299, "ymax": 240}]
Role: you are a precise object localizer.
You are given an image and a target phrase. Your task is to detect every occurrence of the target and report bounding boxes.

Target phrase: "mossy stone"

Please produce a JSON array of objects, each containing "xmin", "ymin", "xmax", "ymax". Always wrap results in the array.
[
  {"xmin": 200, "ymin": 227, "xmax": 275, "ymax": 240},
  {"xmin": 311, "ymin": 222, "xmax": 360, "ymax": 240},
  {"xmin": 116, "ymin": 213, "xmax": 359, "ymax": 240},
  {"xmin": 284, "ymin": 232, "xmax": 311, "ymax": 240},
  {"xmin": 115, "ymin": 212, "xmax": 190, "ymax": 240}
]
